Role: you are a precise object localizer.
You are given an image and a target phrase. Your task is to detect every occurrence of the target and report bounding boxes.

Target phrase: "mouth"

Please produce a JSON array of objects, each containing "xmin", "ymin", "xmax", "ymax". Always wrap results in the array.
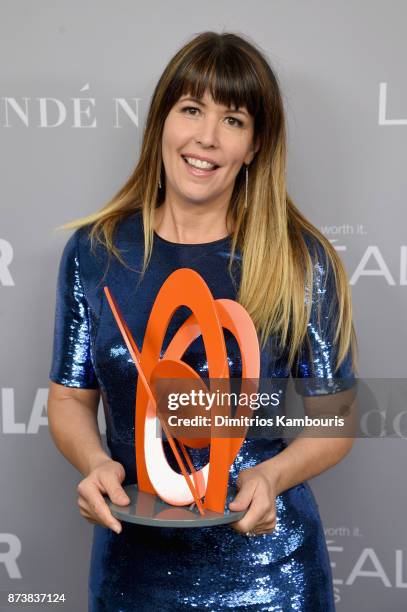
[{"xmin": 181, "ymin": 155, "xmax": 220, "ymax": 175}]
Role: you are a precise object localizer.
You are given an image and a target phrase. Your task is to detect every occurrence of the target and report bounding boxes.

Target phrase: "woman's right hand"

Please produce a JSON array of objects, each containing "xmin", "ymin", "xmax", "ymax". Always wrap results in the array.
[{"xmin": 76, "ymin": 459, "xmax": 130, "ymax": 534}]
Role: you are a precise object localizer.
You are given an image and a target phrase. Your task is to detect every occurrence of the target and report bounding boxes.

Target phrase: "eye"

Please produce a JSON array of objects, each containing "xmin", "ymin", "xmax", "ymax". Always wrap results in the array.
[
  {"xmin": 180, "ymin": 105, "xmax": 200, "ymax": 116},
  {"xmin": 225, "ymin": 116, "xmax": 244, "ymax": 128},
  {"xmin": 179, "ymin": 105, "xmax": 244, "ymax": 127}
]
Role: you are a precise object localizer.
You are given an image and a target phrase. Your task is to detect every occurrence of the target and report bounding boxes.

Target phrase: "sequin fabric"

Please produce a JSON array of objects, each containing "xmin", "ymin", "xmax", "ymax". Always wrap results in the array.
[{"xmin": 49, "ymin": 211, "xmax": 355, "ymax": 611}]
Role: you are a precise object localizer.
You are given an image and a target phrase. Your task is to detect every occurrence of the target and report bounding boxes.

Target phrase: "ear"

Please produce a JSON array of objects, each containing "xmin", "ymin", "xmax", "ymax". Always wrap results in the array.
[{"xmin": 244, "ymin": 137, "xmax": 260, "ymax": 165}]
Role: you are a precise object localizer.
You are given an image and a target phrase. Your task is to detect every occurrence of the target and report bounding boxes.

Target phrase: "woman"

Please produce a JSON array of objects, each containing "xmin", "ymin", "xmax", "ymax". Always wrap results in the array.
[{"xmin": 48, "ymin": 31, "xmax": 357, "ymax": 611}]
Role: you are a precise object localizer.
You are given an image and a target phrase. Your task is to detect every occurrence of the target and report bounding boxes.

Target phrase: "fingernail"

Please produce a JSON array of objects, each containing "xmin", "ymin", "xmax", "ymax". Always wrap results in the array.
[{"xmin": 113, "ymin": 525, "xmax": 121, "ymax": 534}]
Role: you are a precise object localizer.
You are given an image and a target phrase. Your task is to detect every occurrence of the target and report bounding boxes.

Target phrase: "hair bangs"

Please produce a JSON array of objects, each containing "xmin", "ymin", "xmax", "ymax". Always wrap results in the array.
[{"xmin": 169, "ymin": 49, "xmax": 262, "ymax": 119}]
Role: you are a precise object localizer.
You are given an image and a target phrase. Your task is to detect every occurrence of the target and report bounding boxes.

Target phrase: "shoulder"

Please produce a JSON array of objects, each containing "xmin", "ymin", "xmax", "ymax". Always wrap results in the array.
[
  {"xmin": 57, "ymin": 227, "xmax": 97, "ymax": 287},
  {"xmin": 65, "ymin": 210, "xmax": 144, "ymax": 295},
  {"xmin": 66, "ymin": 210, "xmax": 142, "ymax": 265},
  {"xmin": 56, "ymin": 229, "xmax": 81, "ymax": 280},
  {"xmin": 299, "ymin": 230, "xmax": 337, "ymax": 307},
  {"xmin": 75, "ymin": 210, "xmax": 143, "ymax": 256},
  {"xmin": 301, "ymin": 230, "xmax": 330, "ymax": 270}
]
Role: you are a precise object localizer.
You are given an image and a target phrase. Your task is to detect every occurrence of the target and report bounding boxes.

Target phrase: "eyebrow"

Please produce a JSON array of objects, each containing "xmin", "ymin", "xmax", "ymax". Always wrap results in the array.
[{"xmin": 179, "ymin": 96, "xmax": 249, "ymax": 117}]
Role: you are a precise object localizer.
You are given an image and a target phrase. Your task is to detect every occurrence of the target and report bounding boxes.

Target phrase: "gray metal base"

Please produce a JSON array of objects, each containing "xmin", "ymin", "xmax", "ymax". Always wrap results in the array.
[{"xmin": 107, "ymin": 484, "xmax": 246, "ymax": 527}]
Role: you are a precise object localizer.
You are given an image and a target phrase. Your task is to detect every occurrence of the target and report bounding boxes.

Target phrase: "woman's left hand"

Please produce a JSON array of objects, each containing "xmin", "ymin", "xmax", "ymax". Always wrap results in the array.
[{"xmin": 228, "ymin": 463, "xmax": 279, "ymax": 536}]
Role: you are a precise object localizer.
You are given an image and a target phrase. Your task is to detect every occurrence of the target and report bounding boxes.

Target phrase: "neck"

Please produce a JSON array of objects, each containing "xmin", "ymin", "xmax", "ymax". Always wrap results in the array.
[{"xmin": 154, "ymin": 198, "xmax": 232, "ymax": 245}]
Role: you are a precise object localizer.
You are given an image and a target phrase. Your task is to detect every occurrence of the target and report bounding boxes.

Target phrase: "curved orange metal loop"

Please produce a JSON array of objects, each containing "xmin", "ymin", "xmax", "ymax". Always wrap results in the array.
[{"xmin": 104, "ymin": 268, "xmax": 260, "ymax": 514}]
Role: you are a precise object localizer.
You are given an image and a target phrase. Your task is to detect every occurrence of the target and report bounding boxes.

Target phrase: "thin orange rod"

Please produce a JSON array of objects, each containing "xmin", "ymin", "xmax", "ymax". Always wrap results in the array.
[{"xmin": 104, "ymin": 286, "xmax": 204, "ymax": 515}]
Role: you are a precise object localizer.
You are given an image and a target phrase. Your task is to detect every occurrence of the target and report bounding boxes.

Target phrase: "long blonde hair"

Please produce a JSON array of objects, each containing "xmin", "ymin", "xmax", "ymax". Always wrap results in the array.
[{"xmin": 59, "ymin": 31, "xmax": 358, "ymax": 374}]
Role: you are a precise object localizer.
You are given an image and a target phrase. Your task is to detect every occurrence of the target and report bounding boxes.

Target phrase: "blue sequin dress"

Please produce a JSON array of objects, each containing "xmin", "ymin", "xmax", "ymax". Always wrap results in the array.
[{"xmin": 49, "ymin": 210, "xmax": 354, "ymax": 611}]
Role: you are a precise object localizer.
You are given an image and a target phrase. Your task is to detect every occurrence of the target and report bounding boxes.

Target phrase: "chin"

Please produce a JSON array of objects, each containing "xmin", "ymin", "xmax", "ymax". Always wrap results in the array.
[{"xmin": 178, "ymin": 189, "xmax": 218, "ymax": 205}]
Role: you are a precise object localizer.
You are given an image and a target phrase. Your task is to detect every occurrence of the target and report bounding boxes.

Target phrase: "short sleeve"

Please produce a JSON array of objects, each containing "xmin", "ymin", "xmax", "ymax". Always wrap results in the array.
[
  {"xmin": 49, "ymin": 230, "xmax": 99, "ymax": 389},
  {"xmin": 291, "ymin": 239, "xmax": 356, "ymax": 397}
]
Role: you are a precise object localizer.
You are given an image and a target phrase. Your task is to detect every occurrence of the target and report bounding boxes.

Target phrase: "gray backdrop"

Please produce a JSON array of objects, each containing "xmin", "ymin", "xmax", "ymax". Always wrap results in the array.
[{"xmin": 1, "ymin": 1, "xmax": 406, "ymax": 610}]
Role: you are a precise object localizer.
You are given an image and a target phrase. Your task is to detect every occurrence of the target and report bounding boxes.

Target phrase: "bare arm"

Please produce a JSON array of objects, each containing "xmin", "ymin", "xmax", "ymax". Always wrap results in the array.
[
  {"xmin": 47, "ymin": 381, "xmax": 130, "ymax": 533},
  {"xmin": 47, "ymin": 381, "xmax": 109, "ymax": 477},
  {"xmin": 262, "ymin": 386, "xmax": 358, "ymax": 496},
  {"xmin": 230, "ymin": 387, "xmax": 357, "ymax": 535}
]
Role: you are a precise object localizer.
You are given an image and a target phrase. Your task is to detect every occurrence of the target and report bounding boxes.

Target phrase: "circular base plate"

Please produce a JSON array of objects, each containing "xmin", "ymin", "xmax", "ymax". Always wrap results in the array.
[{"xmin": 106, "ymin": 484, "xmax": 245, "ymax": 528}]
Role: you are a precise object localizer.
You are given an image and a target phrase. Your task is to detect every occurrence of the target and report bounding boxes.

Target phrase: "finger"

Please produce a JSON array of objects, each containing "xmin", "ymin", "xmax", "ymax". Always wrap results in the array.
[
  {"xmin": 253, "ymin": 516, "xmax": 277, "ymax": 535},
  {"xmin": 77, "ymin": 497, "xmax": 102, "ymax": 521},
  {"xmin": 228, "ymin": 479, "xmax": 257, "ymax": 512},
  {"xmin": 77, "ymin": 496, "xmax": 88, "ymax": 511},
  {"xmin": 81, "ymin": 482, "xmax": 123, "ymax": 533},
  {"xmin": 254, "ymin": 506, "xmax": 276, "ymax": 529},
  {"xmin": 99, "ymin": 472, "xmax": 130, "ymax": 506},
  {"xmin": 80, "ymin": 511, "xmax": 98, "ymax": 525},
  {"xmin": 77, "ymin": 499, "xmax": 102, "ymax": 524},
  {"xmin": 252, "ymin": 527, "xmax": 274, "ymax": 536},
  {"xmin": 231, "ymin": 488, "xmax": 270, "ymax": 533}
]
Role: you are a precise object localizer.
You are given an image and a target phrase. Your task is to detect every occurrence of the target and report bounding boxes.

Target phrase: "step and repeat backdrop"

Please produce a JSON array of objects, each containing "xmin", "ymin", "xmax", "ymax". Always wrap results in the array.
[{"xmin": 1, "ymin": 1, "xmax": 406, "ymax": 610}]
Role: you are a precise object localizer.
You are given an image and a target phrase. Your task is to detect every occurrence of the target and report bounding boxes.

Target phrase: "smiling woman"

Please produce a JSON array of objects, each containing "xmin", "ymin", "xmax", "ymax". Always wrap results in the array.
[
  {"xmin": 48, "ymin": 30, "xmax": 358, "ymax": 611},
  {"xmin": 160, "ymin": 90, "xmax": 258, "ymax": 220}
]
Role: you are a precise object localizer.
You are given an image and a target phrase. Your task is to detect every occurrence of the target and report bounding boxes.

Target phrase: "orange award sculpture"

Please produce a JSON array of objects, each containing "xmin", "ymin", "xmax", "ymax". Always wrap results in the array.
[{"xmin": 104, "ymin": 268, "xmax": 260, "ymax": 527}]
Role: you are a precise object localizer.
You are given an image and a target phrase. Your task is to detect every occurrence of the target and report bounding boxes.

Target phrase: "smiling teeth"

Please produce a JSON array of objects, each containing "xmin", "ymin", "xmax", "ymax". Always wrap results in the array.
[{"xmin": 184, "ymin": 156, "xmax": 216, "ymax": 170}]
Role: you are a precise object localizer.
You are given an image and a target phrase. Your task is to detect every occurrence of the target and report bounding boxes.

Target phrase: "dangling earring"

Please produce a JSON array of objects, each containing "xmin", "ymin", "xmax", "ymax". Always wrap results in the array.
[
  {"xmin": 244, "ymin": 164, "xmax": 249, "ymax": 209},
  {"xmin": 158, "ymin": 171, "xmax": 162, "ymax": 190}
]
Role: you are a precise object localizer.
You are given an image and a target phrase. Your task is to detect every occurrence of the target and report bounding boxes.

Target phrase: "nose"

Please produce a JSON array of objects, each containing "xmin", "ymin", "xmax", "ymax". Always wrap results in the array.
[{"xmin": 194, "ymin": 115, "xmax": 219, "ymax": 148}]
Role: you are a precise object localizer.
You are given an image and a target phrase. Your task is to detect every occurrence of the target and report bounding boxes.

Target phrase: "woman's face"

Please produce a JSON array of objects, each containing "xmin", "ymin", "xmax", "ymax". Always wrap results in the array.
[{"xmin": 161, "ymin": 89, "xmax": 258, "ymax": 208}]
